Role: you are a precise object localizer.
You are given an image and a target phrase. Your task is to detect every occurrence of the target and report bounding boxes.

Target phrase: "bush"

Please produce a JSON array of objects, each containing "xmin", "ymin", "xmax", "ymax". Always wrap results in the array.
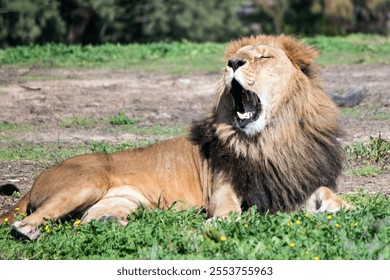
[{"xmin": 0, "ymin": 0, "xmax": 65, "ymax": 47}]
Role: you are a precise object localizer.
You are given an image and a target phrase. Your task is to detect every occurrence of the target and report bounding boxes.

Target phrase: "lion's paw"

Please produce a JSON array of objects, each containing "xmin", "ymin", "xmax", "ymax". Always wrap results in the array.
[
  {"xmin": 11, "ymin": 221, "xmax": 41, "ymax": 241},
  {"xmin": 315, "ymin": 200, "xmax": 354, "ymax": 213},
  {"xmin": 98, "ymin": 215, "xmax": 128, "ymax": 226}
]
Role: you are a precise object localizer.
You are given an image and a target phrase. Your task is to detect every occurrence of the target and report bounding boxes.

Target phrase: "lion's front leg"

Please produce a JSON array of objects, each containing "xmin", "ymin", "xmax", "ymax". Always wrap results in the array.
[
  {"xmin": 206, "ymin": 177, "xmax": 242, "ymax": 223},
  {"xmin": 305, "ymin": 186, "xmax": 354, "ymax": 213}
]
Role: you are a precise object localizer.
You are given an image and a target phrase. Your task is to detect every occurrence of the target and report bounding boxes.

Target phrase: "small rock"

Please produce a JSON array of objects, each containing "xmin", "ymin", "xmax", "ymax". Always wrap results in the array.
[
  {"xmin": 331, "ymin": 87, "xmax": 366, "ymax": 107},
  {"xmin": 177, "ymin": 78, "xmax": 191, "ymax": 86}
]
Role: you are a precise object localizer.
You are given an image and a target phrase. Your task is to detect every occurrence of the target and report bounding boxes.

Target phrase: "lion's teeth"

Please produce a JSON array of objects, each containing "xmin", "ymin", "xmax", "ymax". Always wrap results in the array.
[{"xmin": 237, "ymin": 111, "xmax": 252, "ymax": 120}]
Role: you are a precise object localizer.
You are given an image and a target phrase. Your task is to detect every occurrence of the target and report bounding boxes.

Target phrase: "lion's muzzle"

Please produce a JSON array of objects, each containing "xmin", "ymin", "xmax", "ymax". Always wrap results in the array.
[{"xmin": 230, "ymin": 79, "xmax": 261, "ymax": 128}]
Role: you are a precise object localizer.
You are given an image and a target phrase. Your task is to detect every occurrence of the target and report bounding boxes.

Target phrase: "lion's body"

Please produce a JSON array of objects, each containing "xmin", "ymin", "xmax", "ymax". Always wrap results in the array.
[{"xmin": 0, "ymin": 35, "xmax": 353, "ymax": 240}]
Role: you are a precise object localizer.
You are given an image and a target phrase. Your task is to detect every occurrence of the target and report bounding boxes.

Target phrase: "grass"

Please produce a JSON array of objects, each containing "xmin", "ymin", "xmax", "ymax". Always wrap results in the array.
[
  {"xmin": 59, "ymin": 116, "xmax": 96, "ymax": 127},
  {"xmin": 121, "ymin": 123, "xmax": 186, "ymax": 137},
  {"xmin": 0, "ymin": 192, "xmax": 388, "ymax": 260},
  {"xmin": 304, "ymin": 34, "xmax": 390, "ymax": 65},
  {"xmin": 341, "ymin": 106, "xmax": 390, "ymax": 120},
  {"xmin": 0, "ymin": 41, "xmax": 225, "ymax": 73},
  {"xmin": 0, "ymin": 34, "xmax": 389, "ymax": 73},
  {"xmin": 344, "ymin": 135, "xmax": 389, "ymax": 177},
  {"xmin": 109, "ymin": 112, "xmax": 141, "ymax": 125},
  {"xmin": 346, "ymin": 165, "xmax": 383, "ymax": 177},
  {"xmin": 0, "ymin": 141, "xmax": 154, "ymax": 165},
  {"xmin": 0, "ymin": 121, "xmax": 20, "ymax": 130},
  {"xmin": 345, "ymin": 135, "xmax": 390, "ymax": 164}
]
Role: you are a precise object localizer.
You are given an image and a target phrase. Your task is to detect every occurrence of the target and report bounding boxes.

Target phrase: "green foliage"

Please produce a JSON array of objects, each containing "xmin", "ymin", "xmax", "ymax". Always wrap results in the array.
[
  {"xmin": 1, "ymin": 0, "xmax": 390, "ymax": 47},
  {"xmin": 121, "ymin": 124, "xmax": 185, "ymax": 137},
  {"xmin": 0, "ymin": 0, "xmax": 249, "ymax": 47},
  {"xmin": 0, "ymin": 121, "xmax": 22, "ymax": 131},
  {"xmin": 341, "ymin": 105, "xmax": 390, "ymax": 120},
  {"xmin": 0, "ymin": 141, "xmax": 152, "ymax": 164},
  {"xmin": 305, "ymin": 34, "xmax": 390, "ymax": 64},
  {"xmin": 346, "ymin": 165, "xmax": 383, "ymax": 177},
  {"xmin": 0, "ymin": 192, "xmax": 389, "ymax": 260},
  {"xmin": 256, "ymin": 0, "xmax": 390, "ymax": 35},
  {"xmin": 59, "ymin": 116, "xmax": 95, "ymax": 127},
  {"xmin": 0, "ymin": 41, "xmax": 225, "ymax": 73},
  {"xmin": 134, "ymin": 0, "xmax": 249, "ymax": 43},
  {"xmin": 109, "ymin": 112, "xmax": 141, "ymax": 125},
  {"xmin": 345, "ymin": 135, "xmax": 390, "ymax": 163},
  {"xmin": 0, "ymin": 0, "xmax": 65, "ymax": 47},
  {"xmin": 0, "ymin": 35, "xmax": 389, "ymax": 73}
]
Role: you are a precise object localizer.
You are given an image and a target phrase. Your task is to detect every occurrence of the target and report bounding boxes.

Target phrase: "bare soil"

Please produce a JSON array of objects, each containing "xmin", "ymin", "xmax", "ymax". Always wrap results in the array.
[{"xmin": 0, "ymin": 65, "xmax": 389, "ymax": 213}]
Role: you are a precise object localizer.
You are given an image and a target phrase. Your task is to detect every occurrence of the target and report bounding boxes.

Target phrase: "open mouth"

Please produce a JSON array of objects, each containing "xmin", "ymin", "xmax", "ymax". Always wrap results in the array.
[{"xmin": 230, "ymin": 79, "xmax": 261, "ymax": 128}]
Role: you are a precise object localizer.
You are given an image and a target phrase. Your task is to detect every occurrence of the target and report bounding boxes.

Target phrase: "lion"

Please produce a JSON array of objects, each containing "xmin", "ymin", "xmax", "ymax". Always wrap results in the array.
[{"xmin": 0, "ymin": 35, "xmax": 353, "ymax": 240}]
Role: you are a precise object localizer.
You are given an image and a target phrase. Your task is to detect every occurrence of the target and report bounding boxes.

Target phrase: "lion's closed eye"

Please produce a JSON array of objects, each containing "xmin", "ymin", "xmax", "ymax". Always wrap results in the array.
[{"xmin": 257, "ymin": 54, "xmax": 273, "ymax": 60}]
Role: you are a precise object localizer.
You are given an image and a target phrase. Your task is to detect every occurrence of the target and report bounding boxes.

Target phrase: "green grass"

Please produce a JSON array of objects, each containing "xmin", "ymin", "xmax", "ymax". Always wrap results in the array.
[
  {"xmin": 109, "ymin": 112, "xmax": 141, "ymax": 125},
  {"xmin": 345, "ymin": 135, "xmax": 390, "ymax": 163},
  {"xmin": 59, "ymin": 116, "xmax": 96, "ymax": 127},
  {"xmin": 0, "ymin": 121, "xmax": 25, "ymax": 131},
  {"xmin": 0, "ymin": 41, "xmax": 225, "ymax": 73},
  {"xmin": 0, "ymin": 192, "xmax": 388, "ymax": 260},
  {"xmin": 304, "ymin": 34, "xmax": 390, "ymax": 65},
  {"xmin": 344, "ymin": 135, "xmax": 389, "ymax": 177},
  {"xmin": 121, "ymin": 123, "xmax": 186, "ymax": 137},
  {"xmin": 0, "ymin": 35, "xmax": 389, "ymax": 73},
  {"xmin": 346, "ymin": 165, "xmax": 383, "ymax": 177},
  {"xmin": 341, "ymin": 106, "xmax": 390, "ymax": 120},
  {"xmin": 0, "ymin": 141, "xmax": 153, "ymax": 165}
]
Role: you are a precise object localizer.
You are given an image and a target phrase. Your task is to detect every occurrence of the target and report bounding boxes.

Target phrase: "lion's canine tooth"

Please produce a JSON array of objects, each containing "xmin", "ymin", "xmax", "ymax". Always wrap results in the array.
[{"xmin": 237, "ymin": 111, "xmax": 252, "ymax": 120}]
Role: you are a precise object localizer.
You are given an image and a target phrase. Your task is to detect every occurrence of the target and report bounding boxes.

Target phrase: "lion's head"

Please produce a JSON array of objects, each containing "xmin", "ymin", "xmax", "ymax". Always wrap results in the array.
[
  {"xmin": 191, "ymin": 35, "xmax": 343, "ymax": 213},
  {"xmin": 214, "ymin": 35, "xmax": 337, "ymax": 139}
]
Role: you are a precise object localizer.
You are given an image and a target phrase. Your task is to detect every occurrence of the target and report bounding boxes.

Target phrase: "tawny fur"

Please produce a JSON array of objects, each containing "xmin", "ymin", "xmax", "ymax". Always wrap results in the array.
[{"xmin": 0, "ymin": 35, "xmax": 353, "ymax": 240}]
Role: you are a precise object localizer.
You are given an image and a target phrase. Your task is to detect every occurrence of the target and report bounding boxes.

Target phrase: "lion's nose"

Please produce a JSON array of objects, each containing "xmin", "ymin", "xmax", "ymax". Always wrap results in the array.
[{"xmin": 227, "ymin": 59, "xmax": 246, "ymax": 72}]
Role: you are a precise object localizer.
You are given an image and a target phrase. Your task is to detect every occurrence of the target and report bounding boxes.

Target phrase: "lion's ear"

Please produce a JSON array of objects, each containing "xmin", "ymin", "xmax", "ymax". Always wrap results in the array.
[{"xmin": 278, "ymin": 35, "xmax": 319, "ymax": 75}]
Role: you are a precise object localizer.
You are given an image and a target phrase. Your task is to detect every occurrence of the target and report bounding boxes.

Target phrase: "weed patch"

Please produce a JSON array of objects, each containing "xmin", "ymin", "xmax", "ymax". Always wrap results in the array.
[
  {"xmin": 59, "ymin": 116, "xmax": 95, "ymax": 127},
  {"xmin": 346, "ymin": 165, "xmax": 383, "ymax": 177},
  {"xmin": 109, "ymin": 112, "xmax": 141, "ymax": 125},
  {"xmin": 345, "ymin": 135, "xmax": 390, "ymax": 164}
]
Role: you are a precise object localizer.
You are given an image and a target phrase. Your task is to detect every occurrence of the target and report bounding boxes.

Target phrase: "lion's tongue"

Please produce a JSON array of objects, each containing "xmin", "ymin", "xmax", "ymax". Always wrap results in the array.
[{"xmin": 236, "ymin": 90, "xmax": 261, "ymax": 128}]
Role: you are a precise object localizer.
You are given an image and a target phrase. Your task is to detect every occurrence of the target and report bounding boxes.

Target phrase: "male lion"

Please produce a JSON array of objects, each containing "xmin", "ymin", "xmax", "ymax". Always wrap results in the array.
[{"xmin": 0, "ymin": 35, "xmax": 353, "ymax": 240}]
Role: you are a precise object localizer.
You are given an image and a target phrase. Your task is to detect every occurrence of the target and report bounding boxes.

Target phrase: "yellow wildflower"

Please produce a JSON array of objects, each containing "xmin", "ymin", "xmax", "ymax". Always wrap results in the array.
[
  {"xmin": 290, "ymin": 242, "xmax": 296, "ymax": 247},
  {"xmin": 327, "ymin": 215, "xmax": 332, "ymax": 220},
  {"xmin": 335, "ymin": 223, "xmax": 340, "ymax": 228},
  {"xmin": 314, "ymin": 256, "xmax": 320, "ymax": 260},
  {"xmin": 244, "ymin": 223, "xmax": 248, "ymax": 228},
  {"xmin": 4, "ymin": 218, "xmax": 9, "ymax": 223},
  {"xmin": 45, "ymin": 225, "xmax": 50, "ymax": 233},
  {"xmin": 19, "ymin": 212, "xmax": 26, "ymax": 217},
  {"xmin": 220, "ymin": 236, "xmax": 227, "ymax": 242},
  {"xmin": 15, "ymin": 208, "xmax": 20, "ymax": 212},
  {"xmin": 295, "ymin": 220, "xmax": 301, "ymax": 225},
  {"xmin": 287, "ymin": 221, "xmax": 293, "ymax": 227},
  {"xmin": 75, "ymin": 219, "xmax": 81, "ymax": 226}
]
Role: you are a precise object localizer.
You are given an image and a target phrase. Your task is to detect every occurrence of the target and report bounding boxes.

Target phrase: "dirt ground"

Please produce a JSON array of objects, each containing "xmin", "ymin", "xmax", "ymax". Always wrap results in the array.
[{"xmin": 0, "ymin": 64, "xmax": 389, "ymax": 213}]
